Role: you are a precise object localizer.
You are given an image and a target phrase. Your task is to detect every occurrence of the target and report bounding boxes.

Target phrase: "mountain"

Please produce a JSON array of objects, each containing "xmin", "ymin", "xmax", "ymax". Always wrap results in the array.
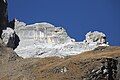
[
  {"xmin": 0, "ymin": 0, "xmax": 109, "ymax": 59},
  {"xmin": 0, "ymin": 0, "xmax": 120, "ymax": 80},
  {"xmin": 2, "ymin": 19, "xmax": 109, "ymax": 58}
]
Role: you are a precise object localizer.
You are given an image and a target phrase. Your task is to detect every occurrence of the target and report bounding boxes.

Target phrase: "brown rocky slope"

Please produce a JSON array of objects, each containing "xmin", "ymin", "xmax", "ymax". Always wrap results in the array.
[{"xmin": 0, "ymin": 39, "xmax": 120, "ymax": 80}]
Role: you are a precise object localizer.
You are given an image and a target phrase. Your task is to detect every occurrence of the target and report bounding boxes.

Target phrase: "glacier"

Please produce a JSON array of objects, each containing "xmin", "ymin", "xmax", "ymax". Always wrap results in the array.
[{"xmin": 2, "ymin": 19, "xmax": 109, "ymax": 58}]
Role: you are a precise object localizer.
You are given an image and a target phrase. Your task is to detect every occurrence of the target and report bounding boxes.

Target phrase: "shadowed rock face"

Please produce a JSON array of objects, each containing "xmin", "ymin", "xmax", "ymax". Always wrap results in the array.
[
  {"xmin": 0, "ymin": 1, "xmax": 20, "ymax": 49},
  {"xmin": 0, "ymin": 0, "xmax": 8, "ymax": 37},
  {"xmin": 1, "ymin": 27, "xmax": 20, "ymax": 49},
  {"xmin": 0, "ymin": 0, "xmax": 8, "ymax": 27}
]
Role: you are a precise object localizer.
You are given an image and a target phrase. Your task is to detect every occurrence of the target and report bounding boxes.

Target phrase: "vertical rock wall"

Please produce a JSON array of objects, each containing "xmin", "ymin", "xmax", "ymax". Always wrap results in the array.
[
  {"xmin": 0, "ymin": 0, "xmax": 8, "ymax": 27},
  {"xmin": 0, "ymin": 0, "xmax": 8, "ymax": 37}
]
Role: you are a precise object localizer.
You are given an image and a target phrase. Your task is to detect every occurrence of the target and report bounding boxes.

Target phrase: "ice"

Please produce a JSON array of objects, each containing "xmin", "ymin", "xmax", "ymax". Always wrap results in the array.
[{"xmin": 13, "ymin": 20, "xmax": 109, "ymax": 58}]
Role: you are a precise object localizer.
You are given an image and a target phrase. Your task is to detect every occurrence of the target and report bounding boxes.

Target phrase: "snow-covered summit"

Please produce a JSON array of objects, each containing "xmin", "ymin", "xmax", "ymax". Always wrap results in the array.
[{"xmin": 2, "ymin": 20, "xmax": 109, "ymax": 58}]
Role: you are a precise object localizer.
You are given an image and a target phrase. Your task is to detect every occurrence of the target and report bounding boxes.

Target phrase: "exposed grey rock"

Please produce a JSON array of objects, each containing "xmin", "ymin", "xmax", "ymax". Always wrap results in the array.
[
  {"xmin": 85, "ymin": 31, "xmax": 108, "ymax": 44},
  {"xmin": 51, "ymin": 66, "xmax": 68, "ymax": 73},
  {"xmin": 13, "ymin": 20, "xmax": 109, "ymax": 58},
  {"xmin": 1, "ymin": 27, "xmax": 20, "ymax": 49},
  {"xmin": 83, "ymin": 58, "xmax": 120, "ymax": 80}
]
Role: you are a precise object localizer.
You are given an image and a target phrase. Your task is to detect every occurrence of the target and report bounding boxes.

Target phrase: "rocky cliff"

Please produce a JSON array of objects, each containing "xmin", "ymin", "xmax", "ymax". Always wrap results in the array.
[{"xmin": 0, "ymin": 0, "xmax": 8, "ymax": 28}]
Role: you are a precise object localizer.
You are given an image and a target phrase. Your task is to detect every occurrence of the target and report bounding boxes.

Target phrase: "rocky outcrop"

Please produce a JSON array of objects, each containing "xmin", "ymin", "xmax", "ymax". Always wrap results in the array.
[
  {"xmin": 83, "ymin": 58, "xmax": 120, "ymax": 80},
  {"xmin": 85, "ymin": 31, "xmax": 108, "ymax": 44},
  {"xmin": 0, "ymin": 0, "xmax": 8, "ymax": 28},
  {"xmin": 0, "ymin": 3, "xmax": 20, "ymax": 49},
  {"xmin": 1, "ymin": 27, "xmax": 20, "ymax": 49}
]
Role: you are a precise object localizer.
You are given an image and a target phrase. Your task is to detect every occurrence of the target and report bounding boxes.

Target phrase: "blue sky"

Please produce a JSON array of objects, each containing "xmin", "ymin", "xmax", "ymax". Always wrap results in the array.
[{"xmin": 8, "ymin": 0, "xmax": 120, "ymax": 46}]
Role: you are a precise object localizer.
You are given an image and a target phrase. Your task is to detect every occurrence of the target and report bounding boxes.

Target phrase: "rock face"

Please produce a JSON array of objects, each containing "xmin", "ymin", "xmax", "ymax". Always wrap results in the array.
[
  {"xmin": 0, "ymin": 0, "xmax": 8, "ymax": 38},
  {"xmin": 0, "ymin": 0, "xmax": 8, "ymax": 28},
  {"xmin": 13, "ymin": 19, "xmax": 109, "ymax": 58},
  {"xmin": 83, "ymin": 58, "xmax": 119, "ymax": 80},
  {"xmin": 1, "ymin": 27, "xmax": 20, "ymax": 49},
  {"xmin": 85, "ymin": 31, "xmax": 107, "ymax": 44}
]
